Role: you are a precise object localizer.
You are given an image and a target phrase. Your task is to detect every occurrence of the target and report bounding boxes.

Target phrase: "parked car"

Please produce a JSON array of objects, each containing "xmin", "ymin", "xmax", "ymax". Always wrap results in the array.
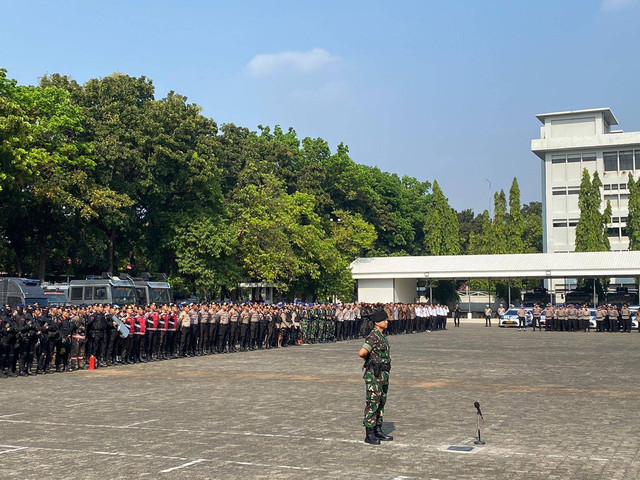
[{"xmin": 499, "ymin": 308, "xmax": 541, "ymax": 328}]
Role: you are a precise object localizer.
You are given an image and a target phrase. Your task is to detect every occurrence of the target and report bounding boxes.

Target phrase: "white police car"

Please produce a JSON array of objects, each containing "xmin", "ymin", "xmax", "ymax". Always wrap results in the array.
[{"xmin": 498, "ymin": 308, "xmax": 542, "ymax": 328}]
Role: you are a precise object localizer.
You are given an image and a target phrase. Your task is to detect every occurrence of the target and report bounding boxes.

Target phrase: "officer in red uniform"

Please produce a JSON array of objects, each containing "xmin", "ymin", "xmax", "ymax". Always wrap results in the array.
[{"xmin": 132, "ymin": 307, "xmax": 146, "ymax": 363}]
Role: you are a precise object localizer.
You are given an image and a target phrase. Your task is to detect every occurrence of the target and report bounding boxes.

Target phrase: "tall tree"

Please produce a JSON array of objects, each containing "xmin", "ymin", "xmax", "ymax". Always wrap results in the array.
[
  {"xmin": 423, "ymin": 180, "xmax": 460, "ymax": 255},
  {"xmin": 522, "ymin": 201, "xmax": 543, "ymax": 253},
  {"xmin": 627, "ymin": 173, "xmax": 640, "ymax": 250},
  {"xmin": 575, "ymin": 169, "xmax": 610, "ymax": 252},
  {"xmin": 0, "ymin": 75, "xmax": 94, "ymax": 279},
  {"xmin": 506, "ymin": 178, "xmax": 525, "ymax": 253}
]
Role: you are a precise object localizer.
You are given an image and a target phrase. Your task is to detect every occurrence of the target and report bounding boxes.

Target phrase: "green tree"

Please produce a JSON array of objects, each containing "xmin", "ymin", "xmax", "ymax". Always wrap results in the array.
[
  {"xmin": 423, "ymin": 180, "xmax": 460, "ymax": 255},
  {"xmin": 627, "ymin": 173, "xmax": 640, "ymax": 250},
  {"xmin": 172, "ymin": 216, "xmax": 241, "ymax": 300},
  {"xmin": 457, "ymin": 209, "xmax": 483, "ymax": 254},
  {"xmin": 521, "ymin": 201, "xmax": 543, "ymax": 252},
  {"xmin": 467, "ymin": 210, "xmax": 492, "ymax": 254},
  {"xmin": 575, "ymin": 169, "xmax": 610, "ymax": 252},
  {"xmin": 506, "ymin": 178, "xmax": 525, "ymax": 253},
  {"xmin": 330, "ymin": 209, "xmax": 377, "ymax": 259},
  {"xmin": 0, "ymin": 75, "xmax": 94, "ymax": 279}
]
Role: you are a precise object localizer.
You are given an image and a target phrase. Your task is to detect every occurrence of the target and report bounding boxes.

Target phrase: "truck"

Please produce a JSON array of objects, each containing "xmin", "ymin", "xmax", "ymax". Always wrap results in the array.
[
  {"xmin": 66, "ymin": 276, "xmax": 137, "ymax": 306},
  {"xmin": 0, "ymin": 278, "xmax": 49, "ymax": 308},
  {"xmin": 65, "ymin": 274, "xmax": 172, "ymax": 306}
]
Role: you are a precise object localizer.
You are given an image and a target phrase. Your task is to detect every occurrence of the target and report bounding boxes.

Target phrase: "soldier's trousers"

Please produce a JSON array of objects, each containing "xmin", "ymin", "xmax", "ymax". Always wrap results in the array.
[
  {"xmin": 250, "ymin": 322, "xmax": 259, "ymax": 347},
  {"xmin": 106, "ymin": 330, "xmax": 120, "ymax": 363},
  {"xmin": 0, "ymin": 342, "xmax": 13, "ymax": 372},
  {"xmin": 217, "ymin": 324, "xmax": 229, "ymax": 352},
  {"xmin": 363, "ymin": 372, "xmax": 389, "ymax": 428},
  {"xmin": 229, "ymin": 322, "xmax": 239, "ymax": 349},
  {"xmin": 209, "ymin": 323, "xmax": 219, "ymax": 352},
  {"xmin": 199, "ymin": 323, "xmax": 209, "ymax": 353},
  {"xmin": 20, "ymin": 338, "xmax": 37, "ymax": 373},
  {"xmin": 240, "ymin": 324, "xmax": 250, "ymax": 349},
  {"xmin": 258, "ymin": 321, "xmax": 268, "ymax": 348},
  {"xmin": 179, "ymin": 327, "xmax": 190, "ymax": 356},
  {"xmin": 70, "ymin": 335, "xmax": 86, "ymax": 368},
  {"xmin": 55, "ymin": 337, "xmax": 71, "ymax": 369},
  {"xmin": 266, "ymin": 323, "xmax": 277, "ymax": 347}
]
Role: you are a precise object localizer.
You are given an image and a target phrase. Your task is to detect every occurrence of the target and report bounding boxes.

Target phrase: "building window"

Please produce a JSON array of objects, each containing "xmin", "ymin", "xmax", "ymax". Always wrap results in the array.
[
  {"xmin": 553, "ymin": 220, "xmax": 568, "ymax": 227},
  {"xmin": 636, "ymin": 150, "xmax": 640, "ymax": 170},
  {"xmin": 552, "ymin": 155, "xmax": 566, "ymax": 164},
  {"xmin": 604, "ymin": 152, "xmax": 618, "ymax": 171},
  {"xmin": 607, "ymin": 227, "xmax": 619, "ymax": 237},
  {"xmin": 552, "ymin": 189, "xmax": 566, "ymax": 195},
  {"xmin": 619, "ymin": 151, "xmax": 633, "ymax": 170},
  {"xmin": 568, "ymin": 219, "xmax": 579, "ymax": 227},
  {"xmin": 583, "ymin": 153, "xmax": 596, "ymax": 162},
  {"xmin": 567, "ymin": 188, "xmax": 580, "ymax": 195},
  {"xmin": 567, "ymin": 154, "xmax": 581, "ymax": 163}
]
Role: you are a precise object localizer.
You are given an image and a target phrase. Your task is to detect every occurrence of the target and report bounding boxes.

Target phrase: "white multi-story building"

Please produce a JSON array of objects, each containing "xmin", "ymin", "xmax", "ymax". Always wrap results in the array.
[{"xmin": 532, "ymin": 108, "xmax": 640, "ymax": 254}]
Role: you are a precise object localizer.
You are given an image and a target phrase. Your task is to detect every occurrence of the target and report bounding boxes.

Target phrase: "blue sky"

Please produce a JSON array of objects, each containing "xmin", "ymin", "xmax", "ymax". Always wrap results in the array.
[{"xmin": 1, "ymin": 0, "xmax": 639, "ymax": 212}]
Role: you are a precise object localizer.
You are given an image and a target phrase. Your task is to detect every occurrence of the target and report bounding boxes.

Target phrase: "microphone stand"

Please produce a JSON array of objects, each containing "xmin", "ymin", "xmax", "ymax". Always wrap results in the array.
[{"xmin": 474, "ymin": 410, "xmax": 485, "ymax": 445}]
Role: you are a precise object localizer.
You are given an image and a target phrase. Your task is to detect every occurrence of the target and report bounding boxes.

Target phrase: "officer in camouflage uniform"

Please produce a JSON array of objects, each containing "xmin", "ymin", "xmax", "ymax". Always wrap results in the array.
[
  {"xmin": 358, "ymin": 310, "xmax": 393, "ymax": 445},
  {"xmin": 309, "ymin": 304, "xmax": 319, "ymax": 343},
  {"xmin": 299, "ymin": 305, "xmax": 310, "ymax": 344}
]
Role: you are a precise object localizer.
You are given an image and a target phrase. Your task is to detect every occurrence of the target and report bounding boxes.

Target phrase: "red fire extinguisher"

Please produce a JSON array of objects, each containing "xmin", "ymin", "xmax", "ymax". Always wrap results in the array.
[{"xmin": 89, "ymin": 355, "xmax": 96, "ymax": 370}]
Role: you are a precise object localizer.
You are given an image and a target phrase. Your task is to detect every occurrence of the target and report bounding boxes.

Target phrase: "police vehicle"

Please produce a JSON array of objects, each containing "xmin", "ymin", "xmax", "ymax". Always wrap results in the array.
[
  {"xmin": 498, "ymin": 308, "xmax": 541, "ymax": 328},
  {"xmin": 67, "ymin": 276, "xmax": 137, "ymax": 306},
  {"xmin": 0, "ymin": 278, "xmax": 49, "ymax": 308}
]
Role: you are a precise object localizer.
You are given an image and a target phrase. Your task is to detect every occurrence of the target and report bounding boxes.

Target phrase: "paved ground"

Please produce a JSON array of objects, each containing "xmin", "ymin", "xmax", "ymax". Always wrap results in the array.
[{"xmin": 1, "ymin": 322, "xmax": 640, "ymax": 479}]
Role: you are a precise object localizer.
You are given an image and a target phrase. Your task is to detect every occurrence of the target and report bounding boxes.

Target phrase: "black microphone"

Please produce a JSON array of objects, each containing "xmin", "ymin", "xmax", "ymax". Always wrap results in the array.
[{"xmin": 474, "ymin": 401, "xmax": 483, "ymax": 418}]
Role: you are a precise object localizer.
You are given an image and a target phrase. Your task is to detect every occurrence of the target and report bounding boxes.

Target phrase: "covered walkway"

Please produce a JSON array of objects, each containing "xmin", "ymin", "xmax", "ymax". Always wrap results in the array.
[{"xmin": 350, "ymin": 251, "xmax": 640, "ymax": 307}]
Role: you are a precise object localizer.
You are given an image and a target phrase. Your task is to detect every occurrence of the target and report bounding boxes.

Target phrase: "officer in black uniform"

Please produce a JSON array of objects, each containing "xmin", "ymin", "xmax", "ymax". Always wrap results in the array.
[
  {"xmin": 55, "ymin": 310, "xmax": 73, "ymax": 372},
  {"xmin": 1, "ymin": 305, "xmax": 16, "ymax": 377},
  {"xmin": 40, "ymin": 307, "xmax": 60, "ymax": 374}
]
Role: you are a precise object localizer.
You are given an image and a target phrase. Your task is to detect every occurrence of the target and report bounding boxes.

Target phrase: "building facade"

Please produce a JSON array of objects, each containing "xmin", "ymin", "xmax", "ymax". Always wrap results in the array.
[{"xmin": 532, "ymin": 108, "xmax": 640, "ymax": 254}]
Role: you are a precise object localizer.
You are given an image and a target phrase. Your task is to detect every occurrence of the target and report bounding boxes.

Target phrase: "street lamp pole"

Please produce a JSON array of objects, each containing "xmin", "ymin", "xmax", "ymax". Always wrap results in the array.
[{"xmin": 484, "ymin": 178, "xmax": 492, "ymax": 217}]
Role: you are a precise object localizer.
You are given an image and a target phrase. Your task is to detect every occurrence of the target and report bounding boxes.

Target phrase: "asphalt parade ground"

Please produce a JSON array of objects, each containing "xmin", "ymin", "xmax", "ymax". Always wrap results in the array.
[{"xmin": 1, "ymin": 323, "xmax": 640, "ymax": 479}]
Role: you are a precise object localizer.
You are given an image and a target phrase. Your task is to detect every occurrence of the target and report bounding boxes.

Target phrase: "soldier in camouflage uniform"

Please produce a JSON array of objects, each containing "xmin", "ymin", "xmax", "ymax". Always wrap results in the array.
[
  {"xmin": 299, "ymin": 305, "xmax": 310, "ymax": 344},
  {"xmin": 309, "ymin": 304, "xmax": 319, "ymax": 343},
  {"xmin": 358, "ymin": 310, "xmax": 393, "ymax": 445}
]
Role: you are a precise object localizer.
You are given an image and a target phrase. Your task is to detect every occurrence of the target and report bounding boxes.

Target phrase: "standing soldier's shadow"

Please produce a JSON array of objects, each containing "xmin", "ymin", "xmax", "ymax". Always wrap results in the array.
[{"xmin": 383, "ymin": 421, "xmax": 396, "ymax": 433}]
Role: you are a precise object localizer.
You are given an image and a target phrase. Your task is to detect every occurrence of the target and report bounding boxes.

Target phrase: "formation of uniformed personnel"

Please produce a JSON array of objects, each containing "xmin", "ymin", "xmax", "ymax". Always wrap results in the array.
[
  {"xmin": 1, "ymin": 300, "xmax": 450, "ymax": 378},
  {"xmin": 359, "ymin": 310, "xmax": 393, "ymax": 445},
  {"xmin": 531, "ymin": 303, "xmax": 636, "ymax": 333}
]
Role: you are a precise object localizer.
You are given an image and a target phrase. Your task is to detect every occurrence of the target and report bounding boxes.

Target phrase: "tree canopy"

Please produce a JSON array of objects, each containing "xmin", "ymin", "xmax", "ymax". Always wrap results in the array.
[{"xmin": 0, "ymin": 68, "xmax": 544, "ymax": 300}]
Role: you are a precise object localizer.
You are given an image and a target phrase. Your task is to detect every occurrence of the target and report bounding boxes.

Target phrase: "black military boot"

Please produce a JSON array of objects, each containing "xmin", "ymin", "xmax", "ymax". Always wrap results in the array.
[
  {"xmin": 364, "ymin": 427, "xmax": 380, "ymax": 445},
  {"xmin": 374, "ymin": 425, "xmax": 393, "ymax": 441}
]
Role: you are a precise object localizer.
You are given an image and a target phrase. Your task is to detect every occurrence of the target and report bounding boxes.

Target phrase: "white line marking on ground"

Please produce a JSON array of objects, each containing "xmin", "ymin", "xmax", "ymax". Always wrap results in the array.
[
  {"xmin": 0, "ymin": 444, "xmax": 408, "ymax": 478},
  {"xmin": 0, "ymin": 413, "xmax": 24, "ymax": 418},
  {"xmin": 0, "ymin": 447, "xmax": 28, "ymax": 454},
  {"xmin": 0, "ymin": 420, "xmax": 627, "ymax": 466},
  {"xmin": 160, "ymin": 459, "xmax": 206, "ymax": 473},
  {"xmin": 122, "ymin": 419, "xmax": 159, "ymax": 428}
]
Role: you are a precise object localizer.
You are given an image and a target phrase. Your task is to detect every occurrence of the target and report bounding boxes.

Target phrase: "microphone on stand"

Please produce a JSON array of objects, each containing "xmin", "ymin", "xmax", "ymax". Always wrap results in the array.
[
  {"xmin": 474, "ymin": 401, "xmax": 483, "ymax": 419},
  {"xmin": 473, "ymin": 401, "xmax": 485, "ymax": 445}
]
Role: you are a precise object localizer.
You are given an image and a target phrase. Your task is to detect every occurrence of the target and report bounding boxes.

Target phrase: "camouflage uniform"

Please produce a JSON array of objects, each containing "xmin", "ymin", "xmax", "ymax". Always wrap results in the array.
[
  {"xmin": 309, "ymin": 307, "xmax": 319, "ymax": 343},
  {"xmin": 362, "ymin": 328, "xmax": 391, "ymax": 428},
  {"xmin": 299, "ymin": 307, "xmax": 310, "ymax": 343}
]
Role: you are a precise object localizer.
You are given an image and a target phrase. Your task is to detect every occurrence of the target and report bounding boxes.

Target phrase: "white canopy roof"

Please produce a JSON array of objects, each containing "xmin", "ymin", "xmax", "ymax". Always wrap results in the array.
[{"xmin": 350, "ymin": 251, "xmax": 640, "ymax": 280}]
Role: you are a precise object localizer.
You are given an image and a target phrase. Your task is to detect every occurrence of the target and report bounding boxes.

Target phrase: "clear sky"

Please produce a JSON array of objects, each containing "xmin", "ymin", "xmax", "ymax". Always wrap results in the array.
[{"xmin": 1, "ymin": 0, "xmax": 639, "ymax": 212}]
